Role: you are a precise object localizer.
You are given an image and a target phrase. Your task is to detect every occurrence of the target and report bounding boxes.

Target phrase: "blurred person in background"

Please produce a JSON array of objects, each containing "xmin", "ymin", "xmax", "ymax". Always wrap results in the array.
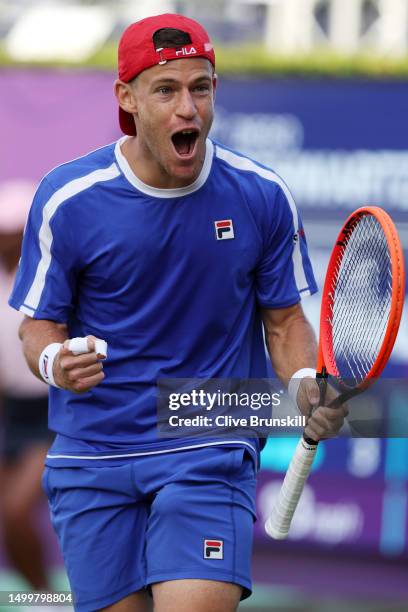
[{"xmin": 0, "ymin": 180, "xmax": 54, "ymax": 591}]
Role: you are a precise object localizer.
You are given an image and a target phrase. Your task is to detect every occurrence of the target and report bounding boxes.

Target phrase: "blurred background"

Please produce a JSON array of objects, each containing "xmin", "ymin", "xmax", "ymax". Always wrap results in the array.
[{"xmin": 0, "ymin": 1, "xmax": 408, "ymax": 611}]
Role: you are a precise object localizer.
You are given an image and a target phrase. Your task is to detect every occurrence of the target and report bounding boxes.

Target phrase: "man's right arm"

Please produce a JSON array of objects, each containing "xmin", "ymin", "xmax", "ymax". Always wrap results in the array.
[{"xmin": 19, "ymin": 317, "xmax": 105, "ymax": 393}]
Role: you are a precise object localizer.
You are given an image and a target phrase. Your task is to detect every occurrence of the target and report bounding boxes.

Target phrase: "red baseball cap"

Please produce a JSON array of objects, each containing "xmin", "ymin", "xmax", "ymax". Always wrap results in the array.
[{"xmin": 117, "ymin": 13, "xmax": 215, "ymax": 136}]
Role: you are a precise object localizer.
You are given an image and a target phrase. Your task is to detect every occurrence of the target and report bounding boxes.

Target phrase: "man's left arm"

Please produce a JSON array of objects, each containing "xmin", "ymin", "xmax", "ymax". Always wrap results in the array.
[{"xmin": 261, "ymin": 303, "xmax": 348, "ymax": 441}]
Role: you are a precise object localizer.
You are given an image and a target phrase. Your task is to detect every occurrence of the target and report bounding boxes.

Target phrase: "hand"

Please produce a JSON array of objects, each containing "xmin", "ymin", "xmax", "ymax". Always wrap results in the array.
[
  {"xmin": 296, "ymin": 377, "xmax": 349, "ymax": 442},
  {"xmin": 53, "ymin": 335, "xmax": 105, "ymax": 393}
]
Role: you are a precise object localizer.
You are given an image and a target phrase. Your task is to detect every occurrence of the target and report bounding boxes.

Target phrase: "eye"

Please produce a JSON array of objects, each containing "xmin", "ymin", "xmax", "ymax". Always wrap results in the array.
[
  {"xmin": 194, "ymin": 84, "xmax": 210, "ymax": 93},
  {"xmin": 157, "ymin": 86, "xmax": 172, "ymax": 95}
]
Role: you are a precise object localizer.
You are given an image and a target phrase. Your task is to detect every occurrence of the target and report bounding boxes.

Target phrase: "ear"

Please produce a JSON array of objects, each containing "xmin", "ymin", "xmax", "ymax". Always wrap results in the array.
[
  {"xmin": 114, "ymin": 79, "xmax": 138, "ymax": 115},
  {"xmin": 212, "ymin": 73, "xmax": 218, "ymax": 101}
]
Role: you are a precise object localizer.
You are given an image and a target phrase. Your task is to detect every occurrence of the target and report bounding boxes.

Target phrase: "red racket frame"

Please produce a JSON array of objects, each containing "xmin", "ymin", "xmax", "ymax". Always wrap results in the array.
[{"xmin": 317, "ymin": 206, "xmax": 405, "ymax": 388}]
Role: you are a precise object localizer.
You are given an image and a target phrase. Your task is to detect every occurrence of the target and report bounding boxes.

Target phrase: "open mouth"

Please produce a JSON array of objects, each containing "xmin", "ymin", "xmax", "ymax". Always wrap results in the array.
[{"xmin": 171, "ymin": 129, "xmax": 199, "ymax": 157}]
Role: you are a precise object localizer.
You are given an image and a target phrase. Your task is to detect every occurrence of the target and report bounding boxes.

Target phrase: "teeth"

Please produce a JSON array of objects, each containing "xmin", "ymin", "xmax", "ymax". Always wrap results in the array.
[{"xmin": 181, "ymin": 130, "xmax": 194, "ymax": 134}]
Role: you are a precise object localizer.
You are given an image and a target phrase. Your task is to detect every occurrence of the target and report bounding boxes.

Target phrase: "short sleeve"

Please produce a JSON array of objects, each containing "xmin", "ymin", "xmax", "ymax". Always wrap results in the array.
[
  {"xmin": 9, "ymin": 177, "xmax": 79, "ymax": 322},
  {"xmin": 255, "ymin": 183, "xmax": 318, "ymax": 308}
]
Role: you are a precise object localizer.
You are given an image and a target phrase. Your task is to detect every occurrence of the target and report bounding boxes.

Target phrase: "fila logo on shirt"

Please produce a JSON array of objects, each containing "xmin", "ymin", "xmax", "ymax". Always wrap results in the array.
[
  {"xmin": 293, "ymin": 228, "xmax": 305, "ymax": 243},
  {"xmin": 215, "ymin": 219, "xmax": 234, "ymax": 240},
  {"xmin": 204, "ymin": 539, "xmax": 224, "ymax": 559}
]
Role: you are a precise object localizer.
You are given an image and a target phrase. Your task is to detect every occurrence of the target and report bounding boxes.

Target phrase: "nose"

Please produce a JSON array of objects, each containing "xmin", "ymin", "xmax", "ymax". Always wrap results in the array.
[{"xmin": 176, "ymin": 88, "xmax": 197, "ymax": 120}]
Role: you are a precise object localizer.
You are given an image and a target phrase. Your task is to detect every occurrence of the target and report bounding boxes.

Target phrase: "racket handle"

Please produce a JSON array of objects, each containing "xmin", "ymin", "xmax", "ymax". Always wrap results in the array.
[{"xmin": 265, "ymin": 435, "xmax": 318, "ymax": 540}]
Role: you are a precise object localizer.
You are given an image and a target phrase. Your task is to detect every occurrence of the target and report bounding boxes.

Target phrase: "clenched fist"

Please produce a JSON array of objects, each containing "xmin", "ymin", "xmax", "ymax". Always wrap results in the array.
[{"xmin": 53, "ymin": 335, "xmax": 106, "ymax": 393}]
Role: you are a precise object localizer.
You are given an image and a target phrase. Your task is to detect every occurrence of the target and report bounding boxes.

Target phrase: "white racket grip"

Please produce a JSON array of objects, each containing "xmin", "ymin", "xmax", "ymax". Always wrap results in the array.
[{"xmin": 265, "ymin": 437, "xmax": 318, "ymax": 540}]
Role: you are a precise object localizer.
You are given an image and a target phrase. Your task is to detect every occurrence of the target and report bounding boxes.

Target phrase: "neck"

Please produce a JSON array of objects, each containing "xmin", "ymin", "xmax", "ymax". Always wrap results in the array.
[{"xmin": 121, "ymin": 137, "xmax": 205, "ymax": 190}]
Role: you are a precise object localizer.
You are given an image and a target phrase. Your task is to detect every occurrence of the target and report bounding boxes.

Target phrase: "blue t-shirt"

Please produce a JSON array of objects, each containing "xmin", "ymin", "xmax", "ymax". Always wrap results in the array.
[{"xmin": 9, "ymin": 138, "xmax": 317, "ymax": 467}]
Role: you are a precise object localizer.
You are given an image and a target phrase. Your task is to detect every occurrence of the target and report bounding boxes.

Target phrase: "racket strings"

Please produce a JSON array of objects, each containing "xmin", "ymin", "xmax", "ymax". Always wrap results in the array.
[
  {"xmin": 345, "ymin": 240, "xmax": 390, "ymax": 380},
  {"xmin": 332, "ymin": 221, "xmax": 391, "ymax": 381},
  {"xmin": 329, "ymin": 215, "xmax": 392, "ymax": 384},
  {"xmin": 342, "ymin": 227, "xmax": 390, "ymax": 358},
  {"xmin": 333, "ymin": 234, "xmax": 390, "ymax": 382}
]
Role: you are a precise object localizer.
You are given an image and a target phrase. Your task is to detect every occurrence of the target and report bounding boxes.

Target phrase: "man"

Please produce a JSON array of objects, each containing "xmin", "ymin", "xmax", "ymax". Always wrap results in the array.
[{"xmin": 9, "ymin": 13, "xmax": 347, "ymax": 612}]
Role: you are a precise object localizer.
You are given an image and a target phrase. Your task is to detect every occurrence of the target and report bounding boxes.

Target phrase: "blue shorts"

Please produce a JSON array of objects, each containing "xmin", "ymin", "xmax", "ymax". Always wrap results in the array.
[{"xmin": 42, "ymin": 446, "xmax": 257, "ymax": 611}]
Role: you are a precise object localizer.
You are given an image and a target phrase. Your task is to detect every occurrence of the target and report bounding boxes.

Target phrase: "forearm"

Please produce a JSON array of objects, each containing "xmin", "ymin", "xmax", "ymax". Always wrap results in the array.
[
  {"xmin": 19, "ymin": 317, "xmax": 68, "ymax": 381},
  {"xmin": 262, "ymin": 305, "xmax": 348, "ymax": 435},
  {"xmin": 262, "ymin": 305, "xmax": 317, "ymax": 387}
]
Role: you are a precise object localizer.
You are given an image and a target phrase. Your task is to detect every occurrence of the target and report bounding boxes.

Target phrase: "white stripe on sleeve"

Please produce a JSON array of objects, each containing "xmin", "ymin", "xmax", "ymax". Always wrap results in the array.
[{"xmin": 23, "ymin": 163, "xmax": 120, "ymax": 312}]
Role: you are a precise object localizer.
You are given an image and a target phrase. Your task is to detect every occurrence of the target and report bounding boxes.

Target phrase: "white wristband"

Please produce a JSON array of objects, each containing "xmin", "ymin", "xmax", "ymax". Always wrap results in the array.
[
  {"xmin": 39, "ymin": 343, "xmax": 63, "ymax": 388},
  {"xmin": 288, "ymin": 367, "xmax": 317, "ymax": 411}
]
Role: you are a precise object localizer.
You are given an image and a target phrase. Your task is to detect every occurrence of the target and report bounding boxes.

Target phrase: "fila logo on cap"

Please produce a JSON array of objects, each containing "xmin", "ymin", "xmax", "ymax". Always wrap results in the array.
[
  {"xmin": 215, "ymin": 219, "xmax": 234, "ymax": 240},
  {"xmin": 204, "ymin": 539, "xmax": 224, "ymax": 559},
  {"xmin": 175, "ymin": 46, "xmax": 197, "ymax": 57}
]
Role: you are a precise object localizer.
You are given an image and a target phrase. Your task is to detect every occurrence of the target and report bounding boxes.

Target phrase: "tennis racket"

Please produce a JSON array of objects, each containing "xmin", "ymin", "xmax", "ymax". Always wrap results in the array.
[{"xmin": 265, "ymin": 206, "xmax": 405, "ymax": 540}]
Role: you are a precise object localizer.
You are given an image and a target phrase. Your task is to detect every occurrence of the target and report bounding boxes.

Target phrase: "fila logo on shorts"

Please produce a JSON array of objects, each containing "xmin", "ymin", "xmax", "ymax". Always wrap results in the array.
[
  {"xmin": 215, "ymin": 219, "xmax": 234, "ymax": 240},
  {"xmin": 204, "ymin": 539, "xmax": 224, "ymax": 559}
]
